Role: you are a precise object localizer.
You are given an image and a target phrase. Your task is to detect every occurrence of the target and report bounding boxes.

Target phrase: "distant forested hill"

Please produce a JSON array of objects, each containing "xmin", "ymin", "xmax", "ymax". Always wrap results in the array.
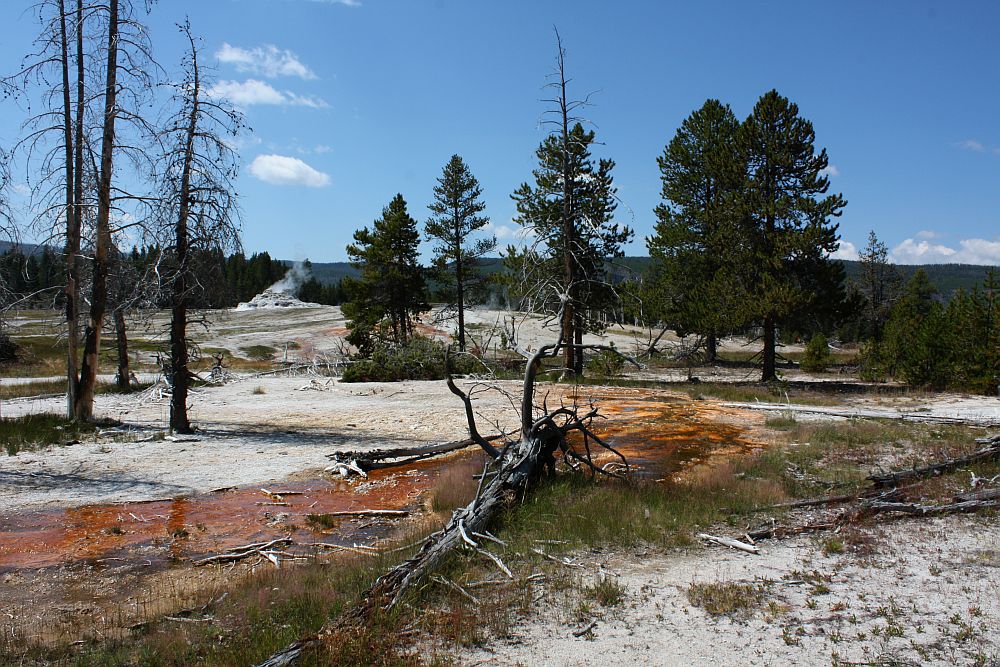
[{"xmin": 292, "ymin": 256, "xmax": 997, "ymax": 299}]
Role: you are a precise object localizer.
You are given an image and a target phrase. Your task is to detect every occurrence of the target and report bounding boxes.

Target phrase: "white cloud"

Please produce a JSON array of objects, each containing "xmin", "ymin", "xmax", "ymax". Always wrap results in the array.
[
  {"xmin": 915, "ymin": 230, "xmax": 941, "ymax": 239},
  {"xmin": 485, "ymin": 221, "xmax": 536, "ymax": 248},
  {"xmin": 313, "ymin": 144, "xmax": 332, "ymax": 154},
  {"xmin": 309, "ymin": 0, "xmax": 361, "ymax": 5},
  {"xmin": 208, "ymin": 79, "xmax": 328, "ymax": 108},
  {"xmin": 249, "ymin": 154, "xmax": 330, "ymax": 187},
  {"xmin": 216, "ymin": 43, "xmax": 316, "ymax": 80},
  {"xmin": 959, "ymin": 139, "xmax": 986, "ymax": 152},
  {"xmin": 11, "ymin": 183, "xmax": 29, "ymax": 196},
  {"xmin": 819, "ymin": 164, "xmax": 840, "ymax": 178},
  {"xmin": 829, "ymin": 240, "xmax": 857, "ymax": 261},
  {"xmin": 890, "ymin": 237, "xmax": 1000, "ymax": 265}
]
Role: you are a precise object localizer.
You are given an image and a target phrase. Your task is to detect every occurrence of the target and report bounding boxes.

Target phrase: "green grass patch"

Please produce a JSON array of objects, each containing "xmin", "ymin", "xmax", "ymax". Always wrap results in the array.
[
  {"xmin": 240, "ymin": 344, "xmax": 277, "ymax": 361},
  {"xmin": 0, "ymin": 413, "xmax": 104, "ymax": 456}
]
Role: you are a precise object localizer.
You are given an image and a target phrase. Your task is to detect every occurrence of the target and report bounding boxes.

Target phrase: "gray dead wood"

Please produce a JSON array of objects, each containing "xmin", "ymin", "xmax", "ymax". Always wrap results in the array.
[
  {"xmin": 867, "ymin": 438, "xmax": 1000, "ymax": 488},
  {"xmin": 954, "ymin": 487, "xmax": 1000, "ymax": 503},
  {"xmin": 325, "ymin": 434, "xmax": 504, "ymax": 473},
  {"xmin": 862, "ymin": 499, "xmax": 1000, "ymax": 516}
]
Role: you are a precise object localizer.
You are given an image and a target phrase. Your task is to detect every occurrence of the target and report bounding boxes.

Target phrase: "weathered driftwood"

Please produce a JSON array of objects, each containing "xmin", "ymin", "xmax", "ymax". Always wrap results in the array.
[
  {"xmin": 192, "ymin": 538, "xmax": 292, "ymax": 566},
  {"xmin": 747, "ymin": 521, "xmax": 841, "ymax": 541},
  {"xmin": 722, "ymin": 402, "xmax": 1000, "ymax": 427},
  {"xmin": 254, "ymin": 339, "xmax": 635, "ymax": 666},
  {"xmin": 325, "ymin": 434, "xmax": 504, "ymax": 475},
  {"xmin": 698, "ymin": 533, "xmax": 760, "ymax": 554},
  {"xmin": 862, "ymin": 499, "xmax": 1000, "ymax": 516},
  {"xmin": 867, "ymin": 439, "xmax": 1000, "ymax": 488},
  {"xmin": 308, "ymin": 509, "xmax": 409, "ymax": 519},
  {"xmin": 954, "ymin": 487, "xmax": 1000, "ymax": 503}
]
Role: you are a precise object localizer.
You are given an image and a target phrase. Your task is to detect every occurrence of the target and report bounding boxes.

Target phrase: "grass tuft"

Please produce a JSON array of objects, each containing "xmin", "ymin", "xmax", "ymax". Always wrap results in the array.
[{"xmin": 687, "ymin": 581, "xmax": 769, "ymax": 617}]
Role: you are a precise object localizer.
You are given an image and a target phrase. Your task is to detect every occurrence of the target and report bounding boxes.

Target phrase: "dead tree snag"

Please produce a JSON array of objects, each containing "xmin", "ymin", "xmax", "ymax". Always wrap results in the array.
[{"xmin": 255, "ymin": 338, "xmax": 635, "ymax": 666}]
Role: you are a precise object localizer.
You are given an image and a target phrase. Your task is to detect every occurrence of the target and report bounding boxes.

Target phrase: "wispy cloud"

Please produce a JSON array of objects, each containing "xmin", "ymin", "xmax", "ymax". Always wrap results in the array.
[
  {"xmin": 208, "ymin": 79, "xmax": 328, "ymax": 108},
  {"xmin": 819, "ymin": 164, "xmax": 840, "ymax": 178},
  {"xmin": 249, "ymin": 154, "xmax": 331, "ymax": 187},
  {"xmin": 216, "ymin": 43, "xmax": 317, "ymax": 80},
  {"xmin": 915, "ymin": 230, "xmax": 940, "ymax": 240},
  {"xmin": 956, "ymin": 139, "xmax": 1000, "ymax": 155},
  {"xmin": 308, "ymin": 0, "xmax": 361, "ymax": 5},
  {"xmin": 891, "ymin": 237, "xmax": 1000, "ymax": 265}
]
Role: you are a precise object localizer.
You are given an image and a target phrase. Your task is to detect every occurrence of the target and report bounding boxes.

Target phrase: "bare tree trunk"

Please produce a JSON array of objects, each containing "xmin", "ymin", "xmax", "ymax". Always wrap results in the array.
[
  {"xmin": 168, "ymin": 39, "xmax": 200, "ymax": 435},
  {"xmin": 705, "ymin": 331, "xmax": 717, "ymax": 363},
  {"xmin": 574, "ymin": 310, "xmax": 584, "ymax": 375},
  {"xmin": 75, "ymin": 0, "xmax": 119, "ymax": 421},
  {"xmin": 114, "ymin": 309, "xmax": 130, "ymax": 391},
  {"xmin": 762, "ymin": 312, "xmax": 776, "ymax": 381},
  {"xmin": 57, "ymin": 0, "xmax": 83, "ymax": 419},
  {"xmin": 455, "ymin": 226, "xmax": 466, "ymax": 352}
]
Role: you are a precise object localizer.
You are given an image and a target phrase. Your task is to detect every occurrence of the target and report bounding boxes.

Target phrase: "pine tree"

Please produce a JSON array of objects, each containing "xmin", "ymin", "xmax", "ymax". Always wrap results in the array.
[
  {"xmin": 647, "ymin": 99, "xmax": 743, "ymax": 361},
  {"xmin": 510, "ymin": 123, "xmax": 631, "ymax": 373},
  {"xmin": 857, "ymin": 230, "xmax": 902, "ymax": 342},
  {"xmin": 883, "ymin": 269, "xmax": 951, "ymax": 388},
  {"xmin": 734, "ymin": 90, "xmax": 847, "ymax": 381},
  {"xmin": 426, "ymin": 155, "xmax": 495, "ymax": 351},
  {"xmin": 344, "ymin": 194, "xmax": 428, "ymax": 351}
]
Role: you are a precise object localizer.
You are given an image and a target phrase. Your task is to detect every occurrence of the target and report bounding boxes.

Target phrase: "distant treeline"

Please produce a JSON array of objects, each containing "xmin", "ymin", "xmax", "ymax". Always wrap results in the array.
[{"xmin": 0, "ymin": 246, "xmax": 347, "ymax": 309}]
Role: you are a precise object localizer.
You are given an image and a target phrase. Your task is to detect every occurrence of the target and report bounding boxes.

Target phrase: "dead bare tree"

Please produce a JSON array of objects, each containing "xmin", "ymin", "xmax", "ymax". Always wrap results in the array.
[
  {"xmin": 153, "ymin": 20, "xmax": 243, "ymax": 433},
  {"xmin": 509, "ymin": 30, "xmax": 632, "ymax": 376},
  {"xmin": 4, "ymin": 0, "xmax": 89, "ymax": 417},
  {"xmin": 6, "ymin": 0, "xmax": 157, "ymax": 421},
  {"xmin": 256, "ymin": 333, "xmax": 635, "ymax": 666}
]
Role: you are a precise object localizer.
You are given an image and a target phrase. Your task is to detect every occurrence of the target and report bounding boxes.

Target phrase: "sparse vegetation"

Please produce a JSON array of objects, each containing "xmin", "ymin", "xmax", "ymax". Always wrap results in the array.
[
  {"xmin": 1, "ymin": 413, "xmax": 104, "ymax": 456},
  {"xmin": 687, "ymin": 581, "xmax": 769, "ymax": 617}
]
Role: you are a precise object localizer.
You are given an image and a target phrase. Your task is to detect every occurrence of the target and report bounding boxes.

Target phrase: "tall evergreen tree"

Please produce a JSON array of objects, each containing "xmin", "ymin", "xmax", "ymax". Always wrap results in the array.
[
  {"xmin": 510, "ymin": 123, "xmax": 631, "ymax": 373},
  {"xmin": 344, "ymin": 194, "xmax": 428, "ymax": 350},
  {"xmin": 735, "ymin": 90, "xmax": 847, "ymax": 381},
  {"xmin": 857, "ymin": 230, "xmax": 902, "ymax": 343},
  {"xmin": 883, "ymin": 269, "xmax": 950, "ymax": 388},
  {"xmin": 426, "ymin": 155, "xmax": 495, "ymax": 351},
  {"xmin": 647, "ymin": 99, "xmax": 743, "ymax": 361}
]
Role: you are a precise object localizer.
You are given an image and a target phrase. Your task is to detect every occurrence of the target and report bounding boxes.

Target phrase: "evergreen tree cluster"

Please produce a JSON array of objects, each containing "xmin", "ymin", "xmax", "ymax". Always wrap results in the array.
[
  {"xmin": 864, "ymin": 269, "xmax": 1000, "ymax": 393},
  {"xmin": 647, "ymin": 91, "xmax": 847, "ymax": 381}
]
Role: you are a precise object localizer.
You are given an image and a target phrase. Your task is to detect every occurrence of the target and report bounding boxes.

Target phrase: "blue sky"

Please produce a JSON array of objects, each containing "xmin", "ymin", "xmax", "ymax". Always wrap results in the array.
[{"xmin": 1, "ymin": 0, "xmax": 998, "ymax": 264}]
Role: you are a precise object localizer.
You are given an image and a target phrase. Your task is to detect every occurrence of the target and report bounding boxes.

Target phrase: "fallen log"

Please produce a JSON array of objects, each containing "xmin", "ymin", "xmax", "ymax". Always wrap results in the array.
[
  {"xmin": 747, "ymin": 521, "xmax": 840, "ymax": 541},
  {"xmin": 862, "ymin": 499, "xmax": 1000, "ymax": 516},
  {"xmin": 954, "ymin": 487, "xmax": 1000, "ymax": 503},
  {"xmin": 309, "ymin": 509, "xmax": 409, "ymax": 518},
  {"xmin": 192, "ymin": 538, "xmax": 292, "ymax": 566},
  {"xmin": 253, "ymin": 338, "xmax": 637, "ymax": 666},
  {"xmin": 325, "ymin": 434, "xmax": 505, "ymax": 475},
  {"xmin": 698, "ymin": 533, "xmax": 760, "ymax": 554},
  {"xmin": 867, "ymin": 442, "xmax": 1000, "ymax": 488}
]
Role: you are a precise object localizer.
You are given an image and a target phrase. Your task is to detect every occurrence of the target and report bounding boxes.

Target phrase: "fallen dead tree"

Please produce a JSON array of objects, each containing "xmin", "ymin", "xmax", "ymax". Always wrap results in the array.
[
  {"xmin": 324, "ymin": 434, "xmax": 506, "ymax": 477},
  {"xmin": 867, "ymin": 435, "xmax": 1000, "ymax": 487},
  {"xmin": 255, "ymin": 338, "xmax": 635, "ymax": 666},
  {"xmin": 748, "ymin": 435, "xmax": 1000, "ymax": 543}
]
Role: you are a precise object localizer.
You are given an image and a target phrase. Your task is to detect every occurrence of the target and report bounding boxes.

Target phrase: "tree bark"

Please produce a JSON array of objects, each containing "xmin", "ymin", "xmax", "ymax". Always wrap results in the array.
[
  {"xmin": 169, "ymin": 39, "xmax": 200, "ymax": 435},
  {"xmin": 762, "ymin": 312, "xmax": 776, "ymax": 381},
  {"xmin": 705, "ymin": 331, "xmax": 717, "ymax": 363},
  {"xmin": 455, "ymin": 238, "xmax": 465, "ymax": 352},
  {"xmin": 74, "ymin": 0, "xmax": 118, "ymax": 421},
  {"xmin": 57, "ymin": 0, "xmax": 79, "ymax": 419},
  {"xmin": 114, "ymin": 309, "xmax": 130, "ymax": 391}
]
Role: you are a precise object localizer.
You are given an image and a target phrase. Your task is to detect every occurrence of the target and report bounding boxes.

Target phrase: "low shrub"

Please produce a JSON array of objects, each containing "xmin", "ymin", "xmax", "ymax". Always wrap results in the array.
[
  {"xmin": 800, "ymin": 333, "xmax": 833, "ymax": 373},
  {"xmin": 341, "ymin": 336, "xmax": 481, "ymax": 383},
  {"xmin": 586, "ymin": 344, "xmax": 625, "ymax": 377}
]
